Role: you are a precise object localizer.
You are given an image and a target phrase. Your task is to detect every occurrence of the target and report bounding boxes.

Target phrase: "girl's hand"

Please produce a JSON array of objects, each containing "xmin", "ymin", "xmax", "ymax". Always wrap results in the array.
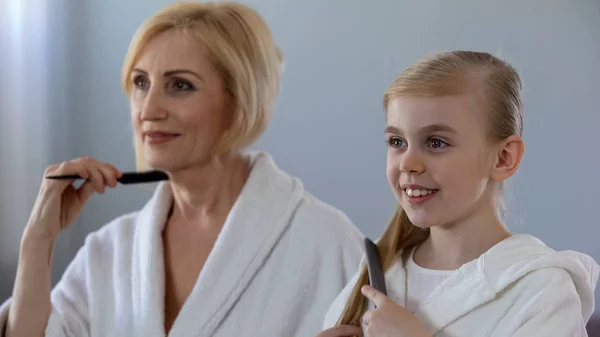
[
  {"xmin": 361, "ymin": 285, "xmax": 432, "ymax": 337},
  {"xmin": 316, "ymin": 325, "xmax": 363, "ymax": 337}
]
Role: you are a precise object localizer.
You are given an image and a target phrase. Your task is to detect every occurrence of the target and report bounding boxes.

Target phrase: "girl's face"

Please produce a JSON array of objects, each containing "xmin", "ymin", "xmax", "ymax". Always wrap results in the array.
[{"xmin": 385, "ymin": 92, "xmax": 508, "ymax": 229}]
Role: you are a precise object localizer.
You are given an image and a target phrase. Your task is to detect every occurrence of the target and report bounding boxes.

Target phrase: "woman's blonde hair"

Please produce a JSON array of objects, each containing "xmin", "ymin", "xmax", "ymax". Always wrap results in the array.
[
  {"xmin": 335, "ymin": 50, "xmax": 524, "ymax": 331},
  {"xmin": 121, "ymin": 1, "xmax": 284, "ymax": 170}
]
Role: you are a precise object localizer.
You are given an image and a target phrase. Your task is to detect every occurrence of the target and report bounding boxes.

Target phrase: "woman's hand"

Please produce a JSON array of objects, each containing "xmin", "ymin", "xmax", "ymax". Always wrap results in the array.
[
  {"xmin": 25, "ymin": 157, "xmax": 122, "ymax": 240},
  {"xmin": 316, "ymin": 325, "xmax": 363, "ymax": 337},
  {"xmin": 361, "ymin": 285, "xmax": 432, "ymax": 337},
  {"xmin": 7, "ymin": 157, "xmax": 121, "ymax": 337}
]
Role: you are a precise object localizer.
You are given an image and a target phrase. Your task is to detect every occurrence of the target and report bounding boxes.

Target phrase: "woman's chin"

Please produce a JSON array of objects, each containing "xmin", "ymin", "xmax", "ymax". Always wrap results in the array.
[{"xmin": 143, "ymin": 158, "xmax": 181, "ymax": 172}]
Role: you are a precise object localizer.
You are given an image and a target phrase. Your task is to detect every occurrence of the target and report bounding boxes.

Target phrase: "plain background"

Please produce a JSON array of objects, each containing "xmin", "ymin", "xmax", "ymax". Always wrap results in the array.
[{"xmin": 1, "ymin": 0, "xmax": 599, "ymax": 319}]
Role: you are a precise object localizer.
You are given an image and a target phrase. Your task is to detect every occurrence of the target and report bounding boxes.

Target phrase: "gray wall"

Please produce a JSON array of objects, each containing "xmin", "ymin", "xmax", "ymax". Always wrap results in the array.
[{"xmin": 1, "ymin": 0, "xmax": 599, "ymax": 317}]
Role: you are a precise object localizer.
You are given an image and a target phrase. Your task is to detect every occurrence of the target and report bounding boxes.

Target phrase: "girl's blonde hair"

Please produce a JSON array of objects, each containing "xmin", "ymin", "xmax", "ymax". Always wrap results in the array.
[
  {"xmin": 335, "ymin": 50, "xmax": 523, "ymax": 330},
  {"xmin": 121, "ymin": 2, "xmax": 284, "ymax": 170}
]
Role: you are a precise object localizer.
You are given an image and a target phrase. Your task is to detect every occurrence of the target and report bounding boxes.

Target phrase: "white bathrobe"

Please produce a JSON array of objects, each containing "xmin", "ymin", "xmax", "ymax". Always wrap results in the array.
[
  {"xmin": 323, "ymin": 234, "xmax": 600, "ymax": 336},
  {"xmin": 0, "ymin": 151, "xmax": 364, "ymax": 337}
]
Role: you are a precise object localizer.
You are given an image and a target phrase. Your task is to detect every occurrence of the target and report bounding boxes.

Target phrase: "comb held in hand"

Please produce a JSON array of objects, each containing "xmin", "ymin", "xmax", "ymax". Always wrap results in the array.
[
  {"xmin": 45, "ymin": 170, "xmax": 169, "ymax": 184},
  {"xmin": 364, "ymin": 237, "xmax": 387, "ymax": 297}
]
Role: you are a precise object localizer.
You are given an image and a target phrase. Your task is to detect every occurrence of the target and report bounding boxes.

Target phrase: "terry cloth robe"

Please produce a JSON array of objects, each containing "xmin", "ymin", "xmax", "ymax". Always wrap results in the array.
[
  {"xmin": 323, "ymin": 234, "xmax": 600, "ymax": 336},
  {"xmin": 0, "ymin": 151, "xmax": 364, "ymax": 337}
]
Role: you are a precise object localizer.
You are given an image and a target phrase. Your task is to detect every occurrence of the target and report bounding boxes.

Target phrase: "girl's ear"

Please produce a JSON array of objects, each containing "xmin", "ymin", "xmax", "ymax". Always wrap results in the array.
[{"xmin": 490, "ymin": 135, "xmax": 525, "ymax": 182}]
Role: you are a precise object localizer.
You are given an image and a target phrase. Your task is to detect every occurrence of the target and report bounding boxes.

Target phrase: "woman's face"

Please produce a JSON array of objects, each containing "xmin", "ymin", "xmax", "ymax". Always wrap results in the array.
[{"xmin": 129, "ymin": 29, "xmax": 233, "ymax": 172}]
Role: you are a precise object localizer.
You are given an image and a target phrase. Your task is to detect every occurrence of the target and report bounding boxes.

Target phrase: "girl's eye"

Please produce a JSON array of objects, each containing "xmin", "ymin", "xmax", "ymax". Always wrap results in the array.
[
  {"xmin": 428, "ymin": 138, "xmax": 449, "ymax": 149},
  {"xmin": 386, "ymin": 137, "xmax": 407, "ymax": 148}
]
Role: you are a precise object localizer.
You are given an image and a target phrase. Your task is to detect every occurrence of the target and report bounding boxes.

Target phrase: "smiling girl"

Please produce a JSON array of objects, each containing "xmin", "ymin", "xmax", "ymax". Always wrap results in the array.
[{"xmin": 319, "ymin": 50, "xmax": 599, "ymax": 337}]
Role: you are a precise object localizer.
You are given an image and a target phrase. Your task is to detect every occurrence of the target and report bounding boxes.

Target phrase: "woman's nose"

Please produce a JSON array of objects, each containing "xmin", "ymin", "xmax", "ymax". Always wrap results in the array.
[{"xmin": 139, "ymin": 89, "xmax": 168, "ymax": 121}]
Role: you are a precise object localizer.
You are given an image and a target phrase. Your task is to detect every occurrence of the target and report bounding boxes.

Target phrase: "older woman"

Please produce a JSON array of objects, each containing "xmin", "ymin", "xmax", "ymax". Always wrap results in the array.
[{"xmin": 0, "ymin": 2, "xmax": 364, "ymax": 337}]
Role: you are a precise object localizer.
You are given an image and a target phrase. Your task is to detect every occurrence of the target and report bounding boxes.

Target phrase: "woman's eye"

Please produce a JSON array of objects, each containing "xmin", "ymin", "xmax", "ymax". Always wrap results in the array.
[
  {"xmin": 428, "ymin": 138, "xmax": 448, "ymax": 149},
  {"xmin": 387, "ymin": 137, "xmax": 406, "ymax": 148},
  {"xmin": 171, "ymin": 78, "xmax": 195, "ymax": 91},
  {"xmin": 133, "ymin": 75, "xmax": 148, "ymax": 89}
]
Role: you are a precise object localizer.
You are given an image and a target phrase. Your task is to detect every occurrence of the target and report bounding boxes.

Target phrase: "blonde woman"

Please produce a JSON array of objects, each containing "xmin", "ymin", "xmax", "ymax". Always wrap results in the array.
[
  {"xmin": 1, "ymin": 2, "xmax": 364, "ymax": 336},
  {"xmin": 319, "ymin": 51, "xmax": 599, "ymax": 337}
]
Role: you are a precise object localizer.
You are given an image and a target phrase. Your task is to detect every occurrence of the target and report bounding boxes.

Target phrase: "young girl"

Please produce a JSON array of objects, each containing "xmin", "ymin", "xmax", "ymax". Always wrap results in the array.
[{"xmin": 318, "ymin": 51, "xmax": 599, "ymax": 337}]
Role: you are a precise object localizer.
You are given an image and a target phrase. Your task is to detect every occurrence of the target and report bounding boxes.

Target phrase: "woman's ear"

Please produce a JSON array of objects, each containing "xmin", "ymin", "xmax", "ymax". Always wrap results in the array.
[{"xmin": 490, "ymin": 135, "xmax": 525, "ymax": 182}]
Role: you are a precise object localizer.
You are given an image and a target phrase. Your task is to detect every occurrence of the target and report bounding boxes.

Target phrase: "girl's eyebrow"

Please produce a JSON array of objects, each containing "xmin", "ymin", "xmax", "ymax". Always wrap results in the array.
[{"xmin": 384, "ymin": 124, "xmax": 457, "ymax": 135}]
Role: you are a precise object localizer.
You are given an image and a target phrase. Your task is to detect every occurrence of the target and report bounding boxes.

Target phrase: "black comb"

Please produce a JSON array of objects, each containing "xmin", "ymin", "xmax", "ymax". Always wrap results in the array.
[
  {"xmin": 364, "ymin": 237, "xmax": 388, "ymax": 297},
  {"xmin": 45, "ymin": 170, "xmax": 169, "ymax": 184}
]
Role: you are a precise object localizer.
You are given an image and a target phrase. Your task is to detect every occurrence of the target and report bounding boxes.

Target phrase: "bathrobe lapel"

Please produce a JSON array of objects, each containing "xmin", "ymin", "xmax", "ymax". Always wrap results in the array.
[{"xmin": 131, "ymin": 152, "xmax": 305, "ymax": 337}]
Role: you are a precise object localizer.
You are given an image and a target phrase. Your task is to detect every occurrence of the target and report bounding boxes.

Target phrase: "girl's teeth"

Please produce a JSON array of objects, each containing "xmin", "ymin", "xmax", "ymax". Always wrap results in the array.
[{"xmin": 406, "ymin": 188, "xmax": 434, "ymax": 197}]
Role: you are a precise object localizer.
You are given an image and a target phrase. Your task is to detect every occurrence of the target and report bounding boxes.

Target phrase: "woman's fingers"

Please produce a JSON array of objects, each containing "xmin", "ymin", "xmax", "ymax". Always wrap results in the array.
[
  {"xmin": 26, "ymin": 157, "xmax": 122, "ymax": 240},
  {"xmin": 76, "ymin": 180, "xmax": 97, "ymax": 205},
  {"xmin": 45, "ymin": 157, "xmax": 122, "ymax": 196},
  {"xmin": 97, "ymin": 162, "xmax": 121, "ymax": 188},
  {"xmin": 87, "ymin": 165, "xmax": 106, "ymax": 193},
  {"xmin": 67, "ymin": 157, "xmax": 119, "ymax": 193}
]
